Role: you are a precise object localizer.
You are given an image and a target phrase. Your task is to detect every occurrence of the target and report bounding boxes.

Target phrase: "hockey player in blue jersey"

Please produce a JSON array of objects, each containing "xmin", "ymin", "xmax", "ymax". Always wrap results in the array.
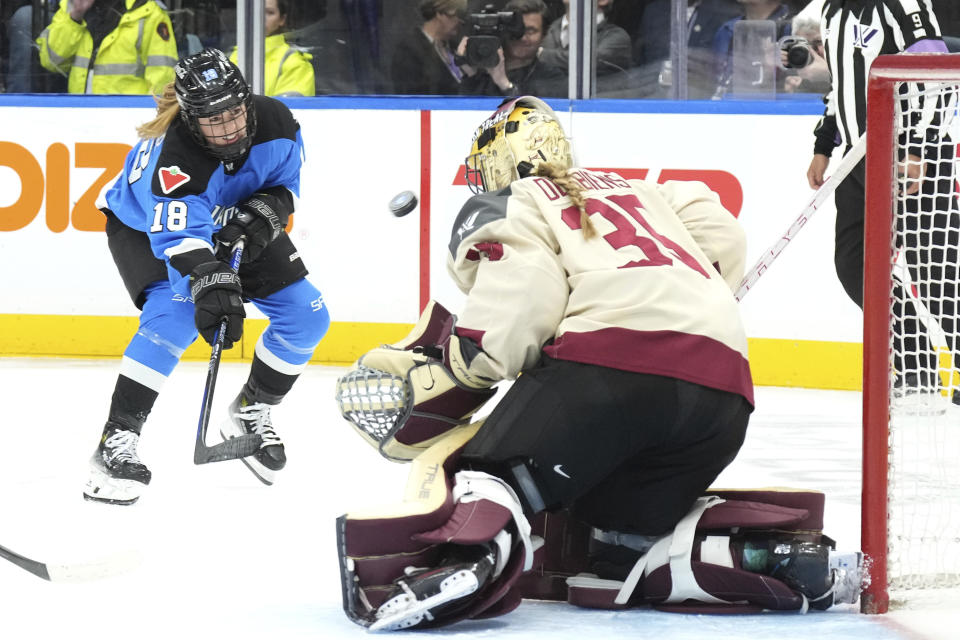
[{"xmin": 83, "ymin": 48, "xmax": 330, "ymax": 504}]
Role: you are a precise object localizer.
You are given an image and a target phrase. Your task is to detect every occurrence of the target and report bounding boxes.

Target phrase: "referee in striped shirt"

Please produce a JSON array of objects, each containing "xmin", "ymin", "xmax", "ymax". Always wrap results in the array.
[{"xmin": 808, "ymin": 0, "xmax": 960, "ymax": 402}]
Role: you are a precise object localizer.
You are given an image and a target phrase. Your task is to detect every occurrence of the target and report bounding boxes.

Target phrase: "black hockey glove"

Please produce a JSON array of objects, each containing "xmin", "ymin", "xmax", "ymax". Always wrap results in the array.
[
  {"xmin": 190, "ymin": 262, "xmax": 245, "ymax": 349},
  {"xmin": 215, "ymin": 194, "xmax": 288, "ymax": 263}
]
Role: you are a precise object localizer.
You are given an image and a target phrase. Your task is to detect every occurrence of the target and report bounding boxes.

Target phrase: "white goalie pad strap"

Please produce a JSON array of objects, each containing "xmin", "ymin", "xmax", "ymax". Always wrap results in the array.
[
  {"xmin": 613, "ymin": 495, "xmax": 727, "ymax": 606},
  {"xmin": 664, "ymin": 496, "xmax": 728, "ymax": 604},
  {"xmin": 452, "ymin": 470, "xmax": 534, "ymax": 572},
  {"xmin": 700, "ymin": 536, "xmax": 734, "ymax": 568},
  {"xmin": 614, "ymin": 549, "xmax": 652, "ymax": 605},
  {"xmin": 490, "ymin": 529, "xmax": 513, "ymax": 579}
]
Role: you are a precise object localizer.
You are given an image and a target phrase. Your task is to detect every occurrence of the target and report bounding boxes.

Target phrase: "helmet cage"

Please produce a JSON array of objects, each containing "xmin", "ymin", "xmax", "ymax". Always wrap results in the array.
[{"xmin": 174, "ymin": 48, "xmax": 257, "ymax": 164}]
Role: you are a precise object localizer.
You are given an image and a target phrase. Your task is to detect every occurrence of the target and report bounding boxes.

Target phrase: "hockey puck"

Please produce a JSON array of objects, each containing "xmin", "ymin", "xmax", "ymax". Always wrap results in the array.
[{"xmin": 389, "ymin": 191, "xmax": 418, "ymax": 217}]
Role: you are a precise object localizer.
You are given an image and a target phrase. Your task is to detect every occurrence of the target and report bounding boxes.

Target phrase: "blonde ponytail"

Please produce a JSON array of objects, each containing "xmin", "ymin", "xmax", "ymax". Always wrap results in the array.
[
  {"xmin": 136, "ymin": 82, "xmax": 180, "ymax": 139},
  {"xmin": 535, "ymin": 161, "xmax": 596, "ymax": 239}
]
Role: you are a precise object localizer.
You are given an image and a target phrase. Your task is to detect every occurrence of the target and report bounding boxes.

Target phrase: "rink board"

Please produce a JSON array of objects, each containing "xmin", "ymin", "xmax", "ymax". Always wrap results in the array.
[{"xmin": 0, "ymin": 95, "xmax": 865, "ymax": 388}]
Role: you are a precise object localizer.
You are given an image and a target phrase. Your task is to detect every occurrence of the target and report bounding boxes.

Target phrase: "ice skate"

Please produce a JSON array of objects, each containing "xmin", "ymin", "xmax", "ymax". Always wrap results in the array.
[
  {"xmin": 825, "ymin": 551, "xmax": 863, "ymax": 606},
  {"xmin": 83, "ymin": 423, "xmax": 152, "ymax": 505},
  {"xmin": 220, "ymin": 392, "xmax": 285, "ymax": 485},
  {"xmin": 370, "ymin": 545, "xmax": 497, "ymax": 631}
]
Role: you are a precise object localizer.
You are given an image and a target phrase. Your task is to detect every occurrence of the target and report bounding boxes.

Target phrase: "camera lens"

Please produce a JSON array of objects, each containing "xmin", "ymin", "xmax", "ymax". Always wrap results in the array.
[{"xmin": 787, "ymin": 44, "xmax": 812, "ymax": 69}]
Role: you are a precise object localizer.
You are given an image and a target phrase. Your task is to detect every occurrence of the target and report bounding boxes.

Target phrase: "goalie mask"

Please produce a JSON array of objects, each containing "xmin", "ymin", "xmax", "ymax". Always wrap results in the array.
[
  {"xmin": 174, "ymin": 48, "xmax": 257, "ymax": 164},
  {"xmin": 464, "ymin": 96, "xmax": 572, "ymax": 194}
]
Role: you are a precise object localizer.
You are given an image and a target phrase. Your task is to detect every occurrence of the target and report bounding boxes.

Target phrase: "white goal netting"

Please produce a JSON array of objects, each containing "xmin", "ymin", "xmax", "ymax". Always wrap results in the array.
[{"xmin": 885, "ymin": 78, "xmax": 960, "ymax": 592}]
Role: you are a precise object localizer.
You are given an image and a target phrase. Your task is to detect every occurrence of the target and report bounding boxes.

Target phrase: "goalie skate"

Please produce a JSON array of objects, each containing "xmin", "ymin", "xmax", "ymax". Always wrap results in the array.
[
  {"xmin": 83, "ymin": 424, "xmax": 151, "ymax": 506},
  {"xmin": 220, "ymin": 393, "xmax": 285, "ymax": 485},
  {"xmin": 826, "ymin": 551, "xmax": 863, "ymax": 607},
  {"xmin": 370, "ymin": 546, "xmax": 497, "ymax": 632}
]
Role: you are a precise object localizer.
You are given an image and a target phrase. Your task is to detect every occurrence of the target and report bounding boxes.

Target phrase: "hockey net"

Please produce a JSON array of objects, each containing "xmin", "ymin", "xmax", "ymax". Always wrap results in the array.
[{"xmin": 862, "ymin": 54, "xmax": 960, "ymax": 614}]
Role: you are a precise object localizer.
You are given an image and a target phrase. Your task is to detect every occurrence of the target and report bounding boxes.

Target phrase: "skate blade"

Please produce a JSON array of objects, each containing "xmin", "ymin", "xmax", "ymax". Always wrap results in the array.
[
  {"xmin": 220, "ymin": 424, "xmax": 277, "ymax": 486},
  {"xmin": 83, "ymin": 466, "xmax": 145, "ymax": 505},
  {"xmin": 370, "ymin": 570, "xmax": 479, "ymax": 632}
]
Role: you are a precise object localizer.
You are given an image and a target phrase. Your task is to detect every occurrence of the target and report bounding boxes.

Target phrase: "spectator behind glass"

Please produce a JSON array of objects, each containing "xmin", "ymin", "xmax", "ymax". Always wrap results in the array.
[
  {"xmin": 36, "ymin": 0, "xmax": 177, "ymax": 94},
  {"xmin": 713, "ymin": 0, "xmax": 794, "ymax": 97},
  {"xmin": 781, "ymin": 16, "xmax": 829, "ymax": 94},
  {"xmin": 460, "ymin": 0, "xmax": 565, "ymax": 97},
  {"xmin": 229, "ymin": 0, "xmax": 315, "ymax": 96},
  {"xmin": 539, "ymin": 0, "xmax": 631, "ymax": 79},
  {"xmin": 636, "ymin": 0, "xmax": 741, "ymax": 99},
  {"xmin": 391, "ymin": 0, "xmax": 468, "ymax": 95},
  {"xmin": 5, "ymin": 1, "xmax": 66, "ymax": 93}
]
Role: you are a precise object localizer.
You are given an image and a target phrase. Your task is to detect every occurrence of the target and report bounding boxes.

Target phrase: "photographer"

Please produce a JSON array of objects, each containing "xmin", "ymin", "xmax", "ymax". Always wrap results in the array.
[
  {"xmin": 779, "ymin": 17, "xmax": 829, "ymax": 95},
  {"xmin": 712, "ymin": 0, "xmax": 795, "ymax": 97},
  {"xmin": 461, "ymin": 0, "xmax": 565, "ymax": 97},
  {"xmin": 390, "ymin": 0, "xmax": 468, "ymax": 95}
]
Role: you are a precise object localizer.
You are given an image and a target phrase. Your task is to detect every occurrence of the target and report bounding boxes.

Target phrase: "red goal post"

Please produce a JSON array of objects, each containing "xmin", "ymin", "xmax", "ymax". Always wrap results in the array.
[{"xmin": 863, "ymin": 53, "xmax": 960, "ymax": 615}]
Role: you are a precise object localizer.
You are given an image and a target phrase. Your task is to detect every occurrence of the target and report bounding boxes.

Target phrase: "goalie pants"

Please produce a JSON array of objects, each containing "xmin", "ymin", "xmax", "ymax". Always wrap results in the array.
[
  {"xmin": 834, "ymin": 145, "xmax": 960, "ymax": 374},
  {"xmin": 460, "ymin": 355, "xmax": 751, "ymax": 536}
]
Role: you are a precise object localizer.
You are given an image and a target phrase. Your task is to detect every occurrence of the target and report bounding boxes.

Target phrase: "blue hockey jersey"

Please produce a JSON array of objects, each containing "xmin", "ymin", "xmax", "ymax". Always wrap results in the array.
[{"xmin": 101, "ymin": 95, "xmax": 304, "ymax": 297}]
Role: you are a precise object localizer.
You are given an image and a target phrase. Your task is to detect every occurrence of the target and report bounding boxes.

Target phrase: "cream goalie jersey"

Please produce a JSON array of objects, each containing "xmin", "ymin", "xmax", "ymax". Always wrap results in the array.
[{"xmin": 446, "ymin": 169, "xmax": 753, "ymax": 405}]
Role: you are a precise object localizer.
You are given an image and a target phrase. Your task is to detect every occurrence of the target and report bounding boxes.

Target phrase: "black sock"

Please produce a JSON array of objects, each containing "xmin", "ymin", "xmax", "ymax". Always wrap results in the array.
[
  {"xmin": 106, "ymin": 375, "xmax": 159, "ymax": 435},
  {"xmin": 242, "ymin": 355, "xmax": 299, "ymax": 405}
]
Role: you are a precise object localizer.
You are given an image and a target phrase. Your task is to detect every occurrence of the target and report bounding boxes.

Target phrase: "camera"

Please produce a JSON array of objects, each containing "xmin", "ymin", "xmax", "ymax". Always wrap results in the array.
[
  {"xmin": 462, "ymin": 4, "xmax": 525, "ymax": 69},
  {"xmin": 778, "ymin": 36, "xmax": 814, "ymax": 69}
]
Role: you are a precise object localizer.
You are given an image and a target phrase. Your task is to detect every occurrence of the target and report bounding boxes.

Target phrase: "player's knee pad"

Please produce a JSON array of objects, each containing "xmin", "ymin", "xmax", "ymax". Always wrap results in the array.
[
  {"xmin": 535, "ymin": 489, "xmax": 858, "ymax": 613},
  {"xmin": 335, "ymin": 300, "xmax": 496, "ymax": 461},
  {"xmin": 290, "ymin": 287, "xmax": 329, "ymax": 349},
  {"xmin": 337, "ymin": 422, "xmax": 536, "ymax": 630},
  {"xmin": 259, "ymin": 280, "xmax": 330, "ymax": 353},
  {"xmin": 138, "ymin": 287, "xmax": 199, "ymax": 353}
]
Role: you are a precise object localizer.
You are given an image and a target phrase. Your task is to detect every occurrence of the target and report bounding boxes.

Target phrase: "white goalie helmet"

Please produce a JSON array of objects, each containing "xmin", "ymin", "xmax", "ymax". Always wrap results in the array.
[{"xmin": 464, "ymin": 96, "xmax": 572, "ymax": 194}]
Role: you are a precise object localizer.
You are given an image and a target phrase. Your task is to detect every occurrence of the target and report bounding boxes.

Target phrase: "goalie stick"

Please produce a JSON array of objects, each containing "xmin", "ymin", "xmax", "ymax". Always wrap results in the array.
[
  {"xmin": 194, "ymin": 239, "xmax": 263, "ymax": 464},
  {"xmin": 0, "ymin": 542, "xmax": 140, "ymax": 583},
  {"xmin": 734, "ymin": 134, "xmax": 867, "ymax": 302}
]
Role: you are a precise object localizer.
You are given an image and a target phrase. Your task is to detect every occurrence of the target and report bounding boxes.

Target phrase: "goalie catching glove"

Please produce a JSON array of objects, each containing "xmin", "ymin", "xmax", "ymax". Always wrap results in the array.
[{"xmin": 335, "ymin": 300, "xmax": 497, "ymax": 461}]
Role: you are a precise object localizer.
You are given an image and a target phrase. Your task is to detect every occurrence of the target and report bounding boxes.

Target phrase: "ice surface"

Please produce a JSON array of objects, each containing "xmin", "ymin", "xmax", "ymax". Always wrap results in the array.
[{"xmin": 0, "ymin": 358, "xmax": 956, "ymax": 639}]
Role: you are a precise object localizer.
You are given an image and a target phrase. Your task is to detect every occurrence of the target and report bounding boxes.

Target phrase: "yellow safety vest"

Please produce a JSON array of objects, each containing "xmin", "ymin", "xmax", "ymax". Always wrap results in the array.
[
  {"xmin": 37, "ymin": 0, "xmax": 178, "ymax": 94},
  {"xmin": 230, "ymin": 34, "xmax": 315, "ymax": 97}
]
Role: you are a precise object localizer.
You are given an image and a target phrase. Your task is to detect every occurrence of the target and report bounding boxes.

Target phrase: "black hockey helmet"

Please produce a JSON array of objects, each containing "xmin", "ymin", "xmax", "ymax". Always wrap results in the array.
[{"xmin": 174, "ymin": 48, "xmax": 257, "ymax": 163}]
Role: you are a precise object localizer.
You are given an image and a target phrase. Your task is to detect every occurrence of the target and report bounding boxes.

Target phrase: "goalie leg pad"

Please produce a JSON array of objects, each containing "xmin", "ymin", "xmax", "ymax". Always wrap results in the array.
[
  {"xmin": 560, "ymin": 489, "xmax": 860, "ymax": 613},
  {"xmin": 337, "ymin": 425, "xmax": 534, "ymax": 630}
]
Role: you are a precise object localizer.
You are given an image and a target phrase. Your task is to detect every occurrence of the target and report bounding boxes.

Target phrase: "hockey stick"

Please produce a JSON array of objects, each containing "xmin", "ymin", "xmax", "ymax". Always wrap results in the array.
[
  {"xmin": 0, "ymin": 542, "xmax": 140, "ymax": 583},
  {"xmin": 193, "ymin": 239, "xmax": 263, "ymax": 464},
  {"xmin": 734, "ymin": 134, "xmax": 867, "ymax": 302}
]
